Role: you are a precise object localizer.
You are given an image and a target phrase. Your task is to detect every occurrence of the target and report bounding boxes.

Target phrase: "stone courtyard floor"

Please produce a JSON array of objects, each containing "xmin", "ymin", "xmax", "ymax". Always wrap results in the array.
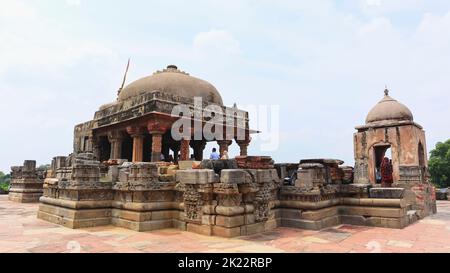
[{"xmin": 1, "ymin": 195, "xmax": 450, "ymax": 253}]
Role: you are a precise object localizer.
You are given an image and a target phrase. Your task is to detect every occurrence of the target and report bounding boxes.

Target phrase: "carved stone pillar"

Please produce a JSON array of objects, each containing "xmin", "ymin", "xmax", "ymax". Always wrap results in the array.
[
  {"xmin": 127, "ymin": 127, "xmax": 145, "ymax": 163},
  {"xmin": 236, "ymin": 138, "xmax": 251, "ymax": 156},
  {"xmin": 151, "ymin": 134, "xmax": 163, "ymax": 162},
  {"xmin": 108, "ymin": 131, "xmax": 124, "ymax": 160},
  {"xmin": 180, "ymin": 139, "xmax": 190, "ymax": 161},
  {"xmin": 147, "ymin": 122, "xmax": 169, "ymax": 162},
  {"xmin": 90, "ymin": 136, "xmax": 101, "ymax": 161},
  {"xmin": 217, "ymin": 140, "xmax": 232, "ymax": 158}
]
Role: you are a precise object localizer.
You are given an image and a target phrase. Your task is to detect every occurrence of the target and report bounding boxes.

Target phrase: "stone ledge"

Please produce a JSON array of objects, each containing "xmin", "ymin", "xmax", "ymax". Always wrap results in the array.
[
  {"xmin": 9, "ymin": 192, "xmax": 42, "ymax": 203},
  {"xmin": 369, "ymin": 188, "xmax": 405, "ymax": 199},
  {"xmin": 111, "ymin": 217, "xmax": 174, "ymax": 231}
]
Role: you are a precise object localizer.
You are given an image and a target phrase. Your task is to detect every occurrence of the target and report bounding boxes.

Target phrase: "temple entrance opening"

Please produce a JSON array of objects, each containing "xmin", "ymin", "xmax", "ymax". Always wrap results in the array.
[
  {"xmin": 143, "ymin": 134, "xmax": 152, "ymax": 162},
  {"xmin": 98, "ymin": 136, "xmax": 111, "ymax": 162},
  {"xmin": 374, "ymin": 144, "xmax": 391, "ymax": 184},
  {"xmin": 121, "ymin": 135, "xmax": 133, "ymax": 162}
]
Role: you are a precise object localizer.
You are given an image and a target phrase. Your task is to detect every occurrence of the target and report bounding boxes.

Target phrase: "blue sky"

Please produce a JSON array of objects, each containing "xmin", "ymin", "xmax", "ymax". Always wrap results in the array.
[{"xmin": 1, "ymin": 0, "xmax": 450, "ymax": 172}]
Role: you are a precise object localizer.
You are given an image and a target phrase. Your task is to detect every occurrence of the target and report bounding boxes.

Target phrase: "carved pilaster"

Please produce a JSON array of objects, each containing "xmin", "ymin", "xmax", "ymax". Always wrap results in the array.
[
  {"xmin": 236, "ymin": 137, "xmax": 251, "ymax": 156},
  {"xmin": 126, "ymin": 126, "xmax": 146, "ymax": 163},
  {"xmin": 180, "ymin": 139, "xmax": 190, "ymax": 161},
  {"xmin": 108, "ymin": 130, "xmax": 125, "ymax": 160},
  {"xmin": 147, "ymin": 121, "xmax": 170, "ymax": 162}
]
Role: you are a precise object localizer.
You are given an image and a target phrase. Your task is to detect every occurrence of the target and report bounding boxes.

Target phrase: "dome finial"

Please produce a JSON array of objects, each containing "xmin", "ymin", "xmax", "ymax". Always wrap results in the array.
[{"xmin": 384, "ymin": 85, "xmax": 389, "ymax": 96}]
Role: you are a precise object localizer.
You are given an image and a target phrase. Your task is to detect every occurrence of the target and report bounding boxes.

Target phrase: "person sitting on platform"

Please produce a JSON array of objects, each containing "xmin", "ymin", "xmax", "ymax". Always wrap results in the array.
[
  {"xmin": 210, "ymin": 148, "xmax": 220, "ymax": 160},
  {"xmin": 221, "ymin": 150, "xmax": 229, "ymax": 160}
]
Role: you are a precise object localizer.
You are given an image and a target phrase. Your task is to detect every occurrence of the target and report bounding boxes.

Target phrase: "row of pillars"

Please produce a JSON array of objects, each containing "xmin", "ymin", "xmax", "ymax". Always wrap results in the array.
[{"xmin": 104, "ymin": 125, "xmax": 251, "ymax": 163}]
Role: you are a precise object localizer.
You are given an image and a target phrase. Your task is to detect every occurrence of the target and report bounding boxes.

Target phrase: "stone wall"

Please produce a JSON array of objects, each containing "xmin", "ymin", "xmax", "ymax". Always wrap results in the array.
[
  {"xmin": 38, "ymin": 154, "xmax": 113, "ymax": 228},
  {"xmin": 111, "ymin": 162, "xmax": 180, "ymax": 231},
  {"xmin": 278, "ymin": 159, "xmax": 428, "ymax": 230},
  {"xmin": 36, "ymin": 155, "xmax": 437, "ymax": 237},
  {"xmin": 176, "ymin": 168, "xmax": 280, "ymax": 237},
  {"xmin": 36, "ymin": 154, "xmax": 280, "ymax": 237}
]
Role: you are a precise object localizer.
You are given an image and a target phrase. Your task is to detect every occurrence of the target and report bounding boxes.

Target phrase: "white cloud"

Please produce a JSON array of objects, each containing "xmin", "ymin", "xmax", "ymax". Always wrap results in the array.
[
  {"xmin": 66, "ymin": 0, "xmax": 81, "ymax": 7},
  {"xmin": 366, "ymin": 0, "xmax": 382, "ymax": 6},
  {"xmin": 0, "ymin": 0, "xmax": 117, "ymax": 75},
  {"xmin": 358, "ymin": 17, "xmax": 393, "ymax": 35},
  {"xmin": 193, "ymin": 30, "xmax": 241, "ymax": 55},
  {"xmin": 0, "ymin": 0, "xmax": 35, "ymax": 19}
]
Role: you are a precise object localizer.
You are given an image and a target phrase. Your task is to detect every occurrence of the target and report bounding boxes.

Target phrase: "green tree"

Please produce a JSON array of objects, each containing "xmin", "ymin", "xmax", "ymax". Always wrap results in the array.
[
  {"xmin": 429, "ymin": 139, "xmax": 450, "ymax": 188},
  {"xmin": 0, "ymin": 171, "xmax": 10, "ymax": 192},
  {"xmin": 0, "ymin": 171, "xmax": 10, "ymax": 183}
]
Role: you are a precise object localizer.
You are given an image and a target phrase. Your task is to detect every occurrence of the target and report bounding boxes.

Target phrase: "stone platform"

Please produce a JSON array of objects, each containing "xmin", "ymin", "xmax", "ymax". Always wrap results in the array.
[
  {"xmin": 1, "ymin": 195, "xmax": 450, "ymax": 253},
  {"xmin": 9, "ymin": 160, "xmax": 44, "ymax": 203},
  {"xmin": 34, "ymin": 155, "xmax": 436, "ymax": 237}
]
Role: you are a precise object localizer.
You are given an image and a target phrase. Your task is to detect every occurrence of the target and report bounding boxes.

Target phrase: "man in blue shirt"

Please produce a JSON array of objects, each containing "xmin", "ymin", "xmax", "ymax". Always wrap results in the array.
[{"xmin": 210, "ymin": 148, "xmax": 220, "ymax": 160}]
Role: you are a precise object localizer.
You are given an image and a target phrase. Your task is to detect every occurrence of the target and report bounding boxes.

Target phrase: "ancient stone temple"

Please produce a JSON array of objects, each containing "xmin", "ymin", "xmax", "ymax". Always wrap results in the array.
[
  {"xmin": 73, "ymin": 65, "xmax": 253, "ymax": 164},
  {"xmin": 22, "ymin": 68, "xmax": 436, "ymax": 237}
]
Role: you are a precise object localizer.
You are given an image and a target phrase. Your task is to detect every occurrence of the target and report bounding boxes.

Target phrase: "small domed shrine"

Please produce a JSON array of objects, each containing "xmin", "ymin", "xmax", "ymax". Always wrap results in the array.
[
  {"xmin": 353, "ymin": 88, "xmax": 436, "ymax": 218},
  {"xmin": 354, "ymin": 88, "xmax": 427, "ymax": 185}
]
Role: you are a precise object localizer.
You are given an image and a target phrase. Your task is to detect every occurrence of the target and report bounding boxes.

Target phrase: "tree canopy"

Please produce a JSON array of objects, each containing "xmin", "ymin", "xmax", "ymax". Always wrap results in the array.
[
  {"xmin": 0, "ymin": 171, "xmax": 10, "ymax": 183},
  {"xmin": 429, "ymin": 139, "xmax": 450, "ymax": 188}
]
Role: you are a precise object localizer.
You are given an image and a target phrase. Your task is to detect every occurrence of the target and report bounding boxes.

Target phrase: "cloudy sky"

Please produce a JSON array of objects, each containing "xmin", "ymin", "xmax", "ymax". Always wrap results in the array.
[{"xmin": 1, "ymin": 0, "xmax": 450, "ymax": 172}]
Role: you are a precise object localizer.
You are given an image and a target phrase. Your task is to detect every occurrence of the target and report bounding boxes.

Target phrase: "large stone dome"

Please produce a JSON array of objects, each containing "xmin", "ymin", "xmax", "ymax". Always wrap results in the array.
[
  {"xmin": 365, "ymin": 89, "xmax": 414, "ymax": 124},
  {"xmin": 117, "ymin": 65, "xmax": 224, "ymax": 105}
]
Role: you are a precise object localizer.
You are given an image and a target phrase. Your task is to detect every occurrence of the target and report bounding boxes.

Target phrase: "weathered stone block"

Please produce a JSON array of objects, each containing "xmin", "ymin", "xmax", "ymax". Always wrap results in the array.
[
  {"xmin": 178, "ymin": 161, "xmax": 196, "ymax": 170},
  {"xmin": 111, "ymin": 209, "xmax": 152, "ymax": 222},
  {"xmin": 220, "ymin": 170, "xmax": 246, "ymax": 184},
  {"xmin": 212, "ymin": 226, "xmax": 241, "ymax": 238},
  {"xmin": 37, "ymin": 204, "xmax": 111, "ymax": 229},
  {"xmin": 235, "ymin": 156, "xmax": 274, "ymax": 169},
  {"xmin": 151, "ymin": 210, "xmax": 178, "ymax": 220},
  {"xmin": 369, "ymin": 188, "xmax": 405, "ymax": 199},
  {"xmin": 242, "ymin": 222, "xmax": 265, "ymax": 235},
  {"xmin": 299, "ymin": 207, "xmax": 339, "ymax": 221},
  {"xmin": 177, "ymin": 169, "xmax": 216, "ymax": 184},
  {"xmin": 215, "ymin": 215, "xmax": 245, "ymax": 228},
  {"xmin": 339, "ymin": 206, "xmax": 405, "ymax": 218},
  {"xmin": 244, "ymin": 213, "xmax": 256, "ymax": 225},
  {"xmin": 186, "ymin": 223, "xmax": 212, "ymax": 236},
  {"xmin": 173, "ymin": 219, "xmax": 187, "ymax": 231},
  {"xmin": 255, "ymin": 169, "xmax": 274, "ymax": 183},
  {"xmin": 200, "ymin": 159, "xmax": 238, "ymax": 174},
  {"xmin": 264, "ymin": 219, "xmax": 278, "ymax": 231},
  {"xmin": 215, "ymin": 206, "xmax": 245, "ymax": 216},
  {"xmin": 201, "ymin": 215, "xmax": 216, "ymax": 225}
]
